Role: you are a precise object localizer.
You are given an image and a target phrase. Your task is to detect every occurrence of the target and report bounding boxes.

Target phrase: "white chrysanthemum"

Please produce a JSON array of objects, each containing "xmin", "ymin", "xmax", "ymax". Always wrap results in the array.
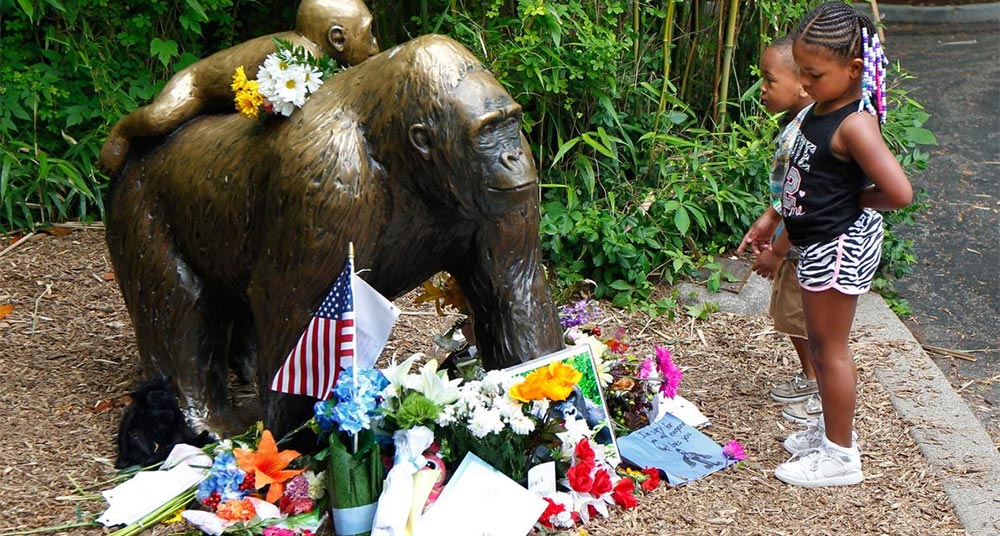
[
  {"xmin": 495, "ymin": 394, "xmax": 524, "ymax": 422},
  {"xmin": 302, "ymin": 64, "xmax": 324, "ymax": 94},
  {"xmin": 468, "ymin": 406, "xmax": 504, "ymax": 438},
  {"xmin": 305, "ymin": 471, "xmax": 326, "ymax": 499},
  {"xmin": 509, "ymin": 414, "xmax": 535, "ymax": 435},
  {"xmin": 275, "ymin": 64, "xmax": 309, "ymax": 108},
  {"xmin": 270, "ymin": 98, "xmax": 296, "ymax": 117},
  {"xmin": 481, "ymin": 369, "xmax": 512, "ymax": 393}
]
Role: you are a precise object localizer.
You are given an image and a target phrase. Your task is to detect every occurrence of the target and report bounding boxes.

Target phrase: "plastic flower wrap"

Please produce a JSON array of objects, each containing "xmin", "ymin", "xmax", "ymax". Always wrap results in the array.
[{"xmin": 313, "ymin": 367, "xmax": 389, "ymax": 536}]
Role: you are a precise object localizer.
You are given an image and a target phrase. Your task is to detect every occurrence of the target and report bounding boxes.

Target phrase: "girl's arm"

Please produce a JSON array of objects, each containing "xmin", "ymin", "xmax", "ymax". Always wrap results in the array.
[{"xmin": 834, "ymin": 112, "xmax": 913, "ymax": 210}]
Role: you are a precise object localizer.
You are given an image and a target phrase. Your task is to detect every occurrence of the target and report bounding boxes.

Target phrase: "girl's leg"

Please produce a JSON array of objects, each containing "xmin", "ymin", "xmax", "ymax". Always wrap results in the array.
[{"xmin": 800, "ymin": 287, "xmax": 859, "ymax": 447}]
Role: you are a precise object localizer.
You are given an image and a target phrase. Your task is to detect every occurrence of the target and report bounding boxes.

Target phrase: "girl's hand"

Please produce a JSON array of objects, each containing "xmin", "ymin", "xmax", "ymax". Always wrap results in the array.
[
  {"xmin": 738, "ymin": 208, "xmax": 781, "ymax": 255},
  {"xmin": 835, "ymin": 111, "xmax": 913, "ymax": 210}
]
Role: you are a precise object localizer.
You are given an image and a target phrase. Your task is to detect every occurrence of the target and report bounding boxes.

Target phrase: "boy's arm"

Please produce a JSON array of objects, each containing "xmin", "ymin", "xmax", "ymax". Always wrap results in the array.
[{"xmin": 770, "ymin": 228, "xmax": 792, "ymax": 259}]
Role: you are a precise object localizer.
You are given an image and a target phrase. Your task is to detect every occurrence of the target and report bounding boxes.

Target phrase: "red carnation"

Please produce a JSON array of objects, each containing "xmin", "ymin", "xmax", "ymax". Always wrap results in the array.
[
  {"xmin": 566, "ymin": 462, "xmax": 595, "ymax": 493},
  {"xmin": 641, "ymin": 467, "xmax": 661, "ymax": 491},
  {"xmin": 612, "ymin": 477, "xmax": 638, "ymax": 509},
  {"xmin": 537, "ymin": 498, "xmax": 566, "ymax": 528},
  {"xmin": 591, "ymin": 468, "xmax": 613, "ymax": 495},
  {"xmin": 574, "ymin": 439, "xmax": 595, "ymax": 464}
]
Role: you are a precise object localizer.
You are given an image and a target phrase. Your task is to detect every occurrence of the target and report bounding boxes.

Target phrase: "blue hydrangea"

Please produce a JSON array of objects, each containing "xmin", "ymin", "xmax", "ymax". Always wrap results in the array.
[
  {"xmin": 195, "ymin": 451, "xmax": 249, "ymax": 503},
  {"xmin": 313, "ymin": 367, "xmax": 388, "ymax": 434}
]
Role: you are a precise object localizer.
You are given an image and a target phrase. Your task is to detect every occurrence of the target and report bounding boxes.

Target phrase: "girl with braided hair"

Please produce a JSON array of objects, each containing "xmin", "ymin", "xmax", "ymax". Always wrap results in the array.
[{"xmin": 742, "ymin": 2, "xmax": 913, "ymax": 487}]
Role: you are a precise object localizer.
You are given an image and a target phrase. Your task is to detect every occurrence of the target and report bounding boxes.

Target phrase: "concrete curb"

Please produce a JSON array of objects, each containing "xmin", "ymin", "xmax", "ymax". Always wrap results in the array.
[
  {"xmin": 854, "ymin": 2, "xmax": 1000, "ymax": 23},
  {"xmin": 854, "ymin": 294, "xmax": 1000, "ymax": 536}
]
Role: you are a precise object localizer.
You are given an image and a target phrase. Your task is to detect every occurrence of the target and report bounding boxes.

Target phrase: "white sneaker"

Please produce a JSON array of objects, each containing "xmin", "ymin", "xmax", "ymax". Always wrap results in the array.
[
  {"xmin": 783, "ymin": 418, "xmax": 858, "ymax": 456},
  {"xmin": 774, "ymin": 437, "xmax": 864, "ymax": 488}
]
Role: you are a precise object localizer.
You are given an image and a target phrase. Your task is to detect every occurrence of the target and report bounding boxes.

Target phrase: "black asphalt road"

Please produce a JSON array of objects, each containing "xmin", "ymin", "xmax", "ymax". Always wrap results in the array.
[{"xmin": 888, "ymin": 22, "xmax": 999, "ymax": 436}]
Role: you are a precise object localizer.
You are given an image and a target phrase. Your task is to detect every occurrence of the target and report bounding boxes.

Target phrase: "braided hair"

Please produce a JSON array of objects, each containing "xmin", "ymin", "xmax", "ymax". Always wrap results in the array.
[{"xmin": 795, "ymin": 2, "xmax": 888, "ymax": 123}]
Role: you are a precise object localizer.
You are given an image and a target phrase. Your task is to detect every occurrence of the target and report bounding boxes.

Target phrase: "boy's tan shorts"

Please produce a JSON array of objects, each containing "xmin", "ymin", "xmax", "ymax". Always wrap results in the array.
[{"xmin": 770, "ymin": 258, "xmax": 807, "ymax": 339}]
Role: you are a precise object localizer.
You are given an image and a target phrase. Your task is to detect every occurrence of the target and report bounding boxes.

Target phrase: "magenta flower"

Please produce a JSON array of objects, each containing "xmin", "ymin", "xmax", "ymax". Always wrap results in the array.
[
  {"xmin": 655, "ymin": 345, "xmax": 682, "ymax": 398},
  {"xmin": 723, "ymin": 440, "xmax": 747, "ymax": 461},
  {"xmin": 638, "ymin": 358, "xmax": 655, "ymax": 380}
]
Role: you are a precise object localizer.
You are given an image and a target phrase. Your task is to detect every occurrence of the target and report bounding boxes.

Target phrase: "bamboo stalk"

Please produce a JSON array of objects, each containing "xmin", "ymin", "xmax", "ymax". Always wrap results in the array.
[
  {"xmin": 710, "ymin": 0, "xmax": 725, "ymax": 126},
  {"xmin": 654, "ymin": 0, "xmax": 678, "ymax": 132},
  {"xmin": 715, "ymin": 0, "xmax": 740, "ymax": 129},
  {"xmin": 868, "ymin": 0, "xmax": 886, "ymax": 42},
  {"xmin": 679, "ymin": 0, "xmax": 700, "ymax": 102},
  {"xmin": 633, "ymin": 0, "xmax": 640, "ymax": 66}
]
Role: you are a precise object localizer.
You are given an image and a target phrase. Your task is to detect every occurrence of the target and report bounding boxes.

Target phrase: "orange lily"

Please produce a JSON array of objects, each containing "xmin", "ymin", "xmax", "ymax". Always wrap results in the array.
[{"xmin": 234, "ymin": 430, "xmax": 305, "ymax": 503}]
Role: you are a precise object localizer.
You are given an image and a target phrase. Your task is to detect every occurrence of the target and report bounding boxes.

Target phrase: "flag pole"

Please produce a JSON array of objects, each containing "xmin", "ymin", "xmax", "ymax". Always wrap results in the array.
[{"xmin": 349, "ymin": 242, "xmax": 359, "ymax": 454}]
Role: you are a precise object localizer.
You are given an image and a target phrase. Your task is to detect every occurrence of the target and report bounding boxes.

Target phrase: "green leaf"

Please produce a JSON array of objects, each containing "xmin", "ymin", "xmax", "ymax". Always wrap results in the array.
[
  {"xmin": 673, "ymin": 207, "xmax": 690, "ymax": 235},
  {"xmin": 149, "ymin": 38, "xmax": 179, "ymax": 68},
  {"xmin": 608, "ymin": 279, "xmax": 632, "ymax": 291},
  {"xmin": 581, "ymin": 132, "xmax": 614, "ymax": 159},
  {"xmin": 550, "ymin": 137, "xmax": 581, "ymax": 166},
  {"xmin": 16, "ymin": 0, "xmax": 33, "ymax": 22},
  {"xmin": 184, "ymin": 0, "xmax": 209, "ymax": 21},
  {"xmin": 906, "ymin": 127, "xmax": 937, "ymax": 146}
]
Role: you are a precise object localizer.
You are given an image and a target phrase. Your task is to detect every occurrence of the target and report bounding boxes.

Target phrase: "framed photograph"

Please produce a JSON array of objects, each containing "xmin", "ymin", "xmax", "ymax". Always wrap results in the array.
[{"xmin": 506, "ymin": 345, "xmax": 621, "ymax": 465}]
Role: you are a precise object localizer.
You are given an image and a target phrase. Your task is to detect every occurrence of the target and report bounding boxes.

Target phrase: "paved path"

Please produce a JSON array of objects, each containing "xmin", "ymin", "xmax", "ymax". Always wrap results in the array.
[{"xmin": 888, "ymin": 21, "xmax": 1000, "ymax": 439}]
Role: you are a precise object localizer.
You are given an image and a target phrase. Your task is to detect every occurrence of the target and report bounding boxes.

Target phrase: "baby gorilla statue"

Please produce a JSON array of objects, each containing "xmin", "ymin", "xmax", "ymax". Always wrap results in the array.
[
  {"xmin": 115, "ymin": 377, "xmax": 212, "ymax": 469},
  {"xmin": 98, "ymin": 0, "xmax": 379, "ymax": 175}
]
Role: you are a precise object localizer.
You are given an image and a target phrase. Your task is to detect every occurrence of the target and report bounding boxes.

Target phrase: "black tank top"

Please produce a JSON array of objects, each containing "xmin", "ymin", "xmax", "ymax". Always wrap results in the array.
[{"xmin": 778, "ymin": 100, "xmax": 869, "ymax": 246}]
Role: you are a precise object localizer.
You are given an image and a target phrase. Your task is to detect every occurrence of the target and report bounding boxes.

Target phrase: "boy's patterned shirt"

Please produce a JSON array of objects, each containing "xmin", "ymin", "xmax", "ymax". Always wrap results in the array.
[{"xmin": 770, "ymin": 104, "xmax": 813, "ymax": 211}]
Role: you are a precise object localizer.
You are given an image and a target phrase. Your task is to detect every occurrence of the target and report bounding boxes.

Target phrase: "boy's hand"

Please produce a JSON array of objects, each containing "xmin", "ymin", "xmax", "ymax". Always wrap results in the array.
[
  {"xmin": 752, "ymin": 250, "xmax": 782, "ymax": 279},
  {"xmin": 737, "ymin": 208, "xmax": 780, "ymax": 255}
]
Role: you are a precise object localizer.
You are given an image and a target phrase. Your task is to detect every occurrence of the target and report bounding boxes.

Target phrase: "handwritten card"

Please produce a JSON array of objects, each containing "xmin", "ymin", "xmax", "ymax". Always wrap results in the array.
[
  {"xmin": 416, "ymin": 452, "xmax": 547, "ymax": 536},
  {"xmin": 617, "ymin": 413, "xmax": 733, "ymax": 486}
]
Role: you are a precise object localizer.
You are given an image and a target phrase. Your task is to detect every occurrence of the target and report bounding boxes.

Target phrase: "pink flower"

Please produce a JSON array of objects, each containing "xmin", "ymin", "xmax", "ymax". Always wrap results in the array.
[
  {"xmin": 723, "ymin": 440, "xmax": 747, "ymax": 461},
  {"xmin": 655, "ymin": 345, "xmax": 682, "ymax": 398},
  {"xmin": 638, "ymin": 358, "xmax": 656, "ymax": 380}
]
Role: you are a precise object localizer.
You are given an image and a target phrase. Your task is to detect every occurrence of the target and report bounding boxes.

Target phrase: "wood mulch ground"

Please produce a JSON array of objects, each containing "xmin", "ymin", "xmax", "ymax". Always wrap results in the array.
[{"xmin": 0, "ymin": 229, "xmax": 968, "ymax": 535}]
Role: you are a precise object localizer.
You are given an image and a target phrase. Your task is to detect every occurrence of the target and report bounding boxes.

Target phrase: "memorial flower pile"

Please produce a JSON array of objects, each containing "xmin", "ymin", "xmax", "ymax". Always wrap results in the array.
[
  {"xmin": 97, "ymin": 342, "xmax": 675, "ymax": 535},
  {"xmin": 232, "ymin": 38, "xmax": 338, "ymax": 119},
  {"xmin": 561, "ymin": 299, "xmax": 685, "ymax": 433},
  {"xmin": 181, "ymin": 426, "xmax": 326, "ymax": 536}
]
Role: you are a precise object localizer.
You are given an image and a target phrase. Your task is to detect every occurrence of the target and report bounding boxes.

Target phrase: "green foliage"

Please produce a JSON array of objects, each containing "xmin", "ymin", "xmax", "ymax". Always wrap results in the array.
[
  {"xmin": 2, "ymin": 0, "xmax": 933, "ymax": 316},
  {"xmin": 875, "ymin": 64, "xmax": 937, "ymax": 315},
  {"xmin": 0, "ymin": 0, "xmax": 295, "ymax": 233}
]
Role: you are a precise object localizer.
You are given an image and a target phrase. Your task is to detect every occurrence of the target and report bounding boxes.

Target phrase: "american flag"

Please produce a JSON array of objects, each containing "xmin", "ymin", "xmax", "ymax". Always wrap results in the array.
[{"xmin": 270, "ymin": 258, "xmax": 355, "ymax": 399}]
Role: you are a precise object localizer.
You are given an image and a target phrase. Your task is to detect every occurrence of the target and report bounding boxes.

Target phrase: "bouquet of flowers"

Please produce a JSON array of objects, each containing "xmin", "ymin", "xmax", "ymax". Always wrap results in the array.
[
  {"xmin": 536, "ymin": 438, "xmax": 655, "ymax": 529},
  {"xmin": 312, "ymin": 367, "xmax": 390, "ymax": 536},
  {"xmin": 232, "ymin": 38, "xmax": 338, "ymax": 119}
]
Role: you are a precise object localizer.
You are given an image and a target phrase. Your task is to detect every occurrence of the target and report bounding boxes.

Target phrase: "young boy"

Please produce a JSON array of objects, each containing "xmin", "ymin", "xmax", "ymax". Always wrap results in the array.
[
  {"xmin": 99, "ymin": 0, "xmax": 380, "ymax": 175},
  {"xmin": 738, "ymin": 36, "xmax": 821, "ymax": 423}
]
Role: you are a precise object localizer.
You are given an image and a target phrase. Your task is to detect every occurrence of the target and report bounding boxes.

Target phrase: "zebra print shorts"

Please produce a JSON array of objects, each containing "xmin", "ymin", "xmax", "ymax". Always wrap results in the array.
[{"xmin": 796, "ymin": 209, "xmax": 884, "ymax": 295}]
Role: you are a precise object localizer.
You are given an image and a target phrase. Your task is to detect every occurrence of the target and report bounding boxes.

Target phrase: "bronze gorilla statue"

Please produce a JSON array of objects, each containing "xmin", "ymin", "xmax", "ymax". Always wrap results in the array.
[{"xmin": 105, "ymin": 34, "xmax": 564, "ymax": 437}]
